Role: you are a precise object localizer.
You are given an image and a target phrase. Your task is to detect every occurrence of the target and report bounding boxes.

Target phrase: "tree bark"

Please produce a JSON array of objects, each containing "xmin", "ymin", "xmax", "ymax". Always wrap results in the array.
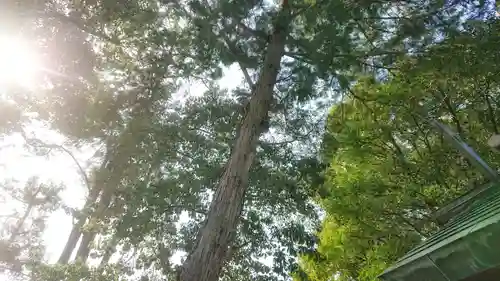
[
  {"xmin": 177, "ymin": 13, "xmax": 288, "ymax": 281},
  {"xmin": 58, "ymin": 221, "xmax": 83, "ymax": 264},
  {"xmin": 99, "ymin": 236, "xmax": 118, "ymax": 268},
  {"xmin": 75, "ymin": 183, "xmax": 114, "ymax": 262},
  {"xmin": 481, "ymin": 82, "xmax": 498, "ymax": 134},
  {"xmin": 74, "ymin": 154, "xmax": 127, "ymax": 262},
  {"xmin": 58, "ymin": 185, "xmax": 101, "ymax": 264}
]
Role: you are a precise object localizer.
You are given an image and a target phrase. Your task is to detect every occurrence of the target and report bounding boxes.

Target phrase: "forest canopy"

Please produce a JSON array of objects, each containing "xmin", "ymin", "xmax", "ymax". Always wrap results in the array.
[
  {"xmin": 0, "ymin": 0, "xmax": 497, "ymax": 281},
  {"xmin": 298, "ymin": 19, "xmax": 500, "ymax": 281}
]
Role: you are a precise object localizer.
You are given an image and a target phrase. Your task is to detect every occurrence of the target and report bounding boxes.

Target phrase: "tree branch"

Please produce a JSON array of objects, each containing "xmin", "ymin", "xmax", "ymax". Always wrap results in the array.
[
  {"xmin": 284, "ymin": 52, "xmax": 314, "ymax": 64},
  {"xmin": 197, "ymin": 0, "xmax": 255, "ymax": 89},
  {"xmin": 437, "ymin": 88, "xmax": 464, "ymax": 136},
  {"xmin": 219, "ymin": 33, "xmax": 255, "ymax": 89},
  {"xmin": 9, "ymin": 185, "xmax": 42, "ymax": 243},
  {"xmin": 44, "ymin": 11, "xmax": 121, "ymax": 45},
  {"xmin": 20, "ymin": 131, "xmax": 92, "ymax": 192},
  {"xmin": 289, "ymin": 0, "xmax": 328, "ymax": 19},
  {"xmin": 237, "ymin": 22, "xmax": 268, "ymax": 41},
  {"xmin": 481, "ymin": 81, "xmax": 498, "ymax": 134}
]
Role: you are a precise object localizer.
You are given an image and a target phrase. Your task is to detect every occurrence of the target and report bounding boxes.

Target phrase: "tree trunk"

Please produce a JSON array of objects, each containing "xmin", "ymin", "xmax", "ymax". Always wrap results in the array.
[
  {"xmin": 9, "ymin": 185, "xmax": 41, "ymax": 243},
  {"xmin": 99, "ymin": 236, "xmax": 118, "ymax": 268},
  {"xmin": 58, "ymin": 220, "xmax": 83, "ymax": 264},
  {"xmin": 75, "ymin": 229, "xmax": 94, "ymax": 263},
  {"xmin": 70, "ymin": 102, "xmax": 154, "ymax": 263},
  {"xmin": 177, "ymin": 14, "xmax": 288, "ymax": 281},
  {"xmin": 58, "ymin": 185, "xmax": 101, "ymax": 264},
  {"xmin": 75, "ymin": 187, "xmax": 113, "ymax": 263}
]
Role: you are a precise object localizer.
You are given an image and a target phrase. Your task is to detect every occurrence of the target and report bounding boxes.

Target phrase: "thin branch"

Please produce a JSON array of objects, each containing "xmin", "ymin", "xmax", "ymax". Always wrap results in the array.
[
  {"xmin": 197, "ymin": 0, "xmax": 255, "ymax": 89},
  {"xmin": 436, "ymin": 87, "xmax": 464, "ymax": 136},
  {"xmin": 219, "ymin": 33, "xmax": 255, "ymax": 89},
  {"xmin": 481, "ymin": 81, "xmax": 498, "ymax": 133},
  {"xmin": 289, "ymin": 0, "xmax": 328, "ymax": 19},
  {"xmin": 359, "ymin": 60, "xmax": 397, "ymax": 71},
  {"xmin": 409, "ymin": 139, "xmax": 424, "ymax": 160},
  {"xmin": 226, "ymin": 239, "xmax": 252, "ymax": 262},
  {"xmin": 20, "ymin": 131, "xmax": 92, "ymax": 192},
  {"xmin": 233, "ymin": 240, "xmax": 252, "ymax": 250},
  {"xmin": 276, "ymin": 72, "xmax": 294, "ymax": 83},
  {"xmin": 9, "ymin": 185, "xmax": 43, "ymax": 243},
  {"xmin": 284, "ymin": 52, "xmax": 314, "ymax": 64},
  {"xmin": 264, "ymin": 126, "xmax": 316, "ymax": 146},
  {"xmin": 285, "ymin": 49, "xmax": 405, "ymax": 69},
  {"xmin": 388, "ymin": 133, "xmax": 407, "ymax": 163},
  {"xmin": 384, "ymin": 210, "xmax": 428, "ymax": 238},
  {"xmin": 237, "ymin": 22, "xmax": 268, "ymax": 41},
  {"xmin": 187, "ymin": 127, "xmax": 215, "ymax": 138},
  {"xmin": 18, "ymin": 6, "xmax": 121, "ymax": 45},
  {"xmin": 44, "ymin": 11, "xmax": 121, "ymax": 45}
]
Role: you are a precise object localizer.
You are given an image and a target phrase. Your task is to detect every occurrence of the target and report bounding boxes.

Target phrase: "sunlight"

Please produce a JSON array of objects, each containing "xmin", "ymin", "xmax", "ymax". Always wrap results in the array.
[{"xmin": 0, "ymin": 35, "xmax": 41, "ymax": 88}]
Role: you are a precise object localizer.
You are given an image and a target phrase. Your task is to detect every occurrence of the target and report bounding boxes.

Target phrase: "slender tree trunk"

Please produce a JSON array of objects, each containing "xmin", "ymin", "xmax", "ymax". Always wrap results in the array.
[
  {"xmin": 75, "ymin": 187, "xmax": 113, "ymax": 262},
  {"xmin": 482, "ymin": 85, "xmax": 498, "ymax": 134},
  {"xmin": 99, "ymin": 237, "xmax": 118, "ymax": 268},
  {"xmin": 58, "ymin": 220, "xmax": 83, "ymax": 263},
  {"xmin": 71, "ymin": 101, "xmax": 154, "ymax": 263},
  {"xmin": 178, "ymin": 11, "xmax": 288, "ymax": 281},
  {"xmin": 9, "ymin": 186, "xmax": 41, "ymax": 243},
  {"xmin": 441, "ymin": 92, "xmax": 464, "ymax": 137},
  {"xmin": 73, "ymin": 139, "xmax": 120, "ymax": 263},
  {"xmin": 58, "ymin": 185, "xmax": 101, "ymax": 264},
  {"xmin": 75, "ymin": 230, "xmax": 94, "ymax": 263}
]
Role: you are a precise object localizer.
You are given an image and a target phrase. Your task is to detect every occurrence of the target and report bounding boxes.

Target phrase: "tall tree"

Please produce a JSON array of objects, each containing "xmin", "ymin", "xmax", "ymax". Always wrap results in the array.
[{"xmin": 170, "ymin": 0, "xmax": 488, "ymax": 280}]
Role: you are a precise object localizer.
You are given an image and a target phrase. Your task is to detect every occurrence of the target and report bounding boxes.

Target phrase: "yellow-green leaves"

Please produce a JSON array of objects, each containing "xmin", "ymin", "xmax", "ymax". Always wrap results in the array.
[{"xmin": 298, "ymin": 19, "xmax": 500, "ymax": 281}]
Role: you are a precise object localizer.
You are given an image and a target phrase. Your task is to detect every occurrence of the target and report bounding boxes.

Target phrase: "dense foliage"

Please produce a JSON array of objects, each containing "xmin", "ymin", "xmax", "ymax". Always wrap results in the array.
[
  {"xmin": 298, "ymin": 19, "xmax": 500, "ymax": 281},
  {"xmin": 0, "ymin": 0, "xmax": 497, "ymax": 281}
]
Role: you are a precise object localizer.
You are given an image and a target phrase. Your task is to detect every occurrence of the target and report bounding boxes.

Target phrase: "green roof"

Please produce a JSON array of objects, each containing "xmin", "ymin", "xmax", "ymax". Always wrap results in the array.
[{"xmin": 380, "ymin": 182, "xmax": 500, "ymax": 281}]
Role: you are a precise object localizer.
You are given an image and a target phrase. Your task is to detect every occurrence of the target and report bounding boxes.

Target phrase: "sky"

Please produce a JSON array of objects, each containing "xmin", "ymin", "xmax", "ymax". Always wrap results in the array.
[{"xmin": 0, "ymin": 33, "xmax": 245, "ymax": 279}]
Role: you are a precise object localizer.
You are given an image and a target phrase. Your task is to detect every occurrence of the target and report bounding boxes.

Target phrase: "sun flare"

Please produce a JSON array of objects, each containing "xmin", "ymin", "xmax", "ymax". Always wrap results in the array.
[{"xmin": 0, "ymin": 36, "xmax": 41, "ymax": 88}]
